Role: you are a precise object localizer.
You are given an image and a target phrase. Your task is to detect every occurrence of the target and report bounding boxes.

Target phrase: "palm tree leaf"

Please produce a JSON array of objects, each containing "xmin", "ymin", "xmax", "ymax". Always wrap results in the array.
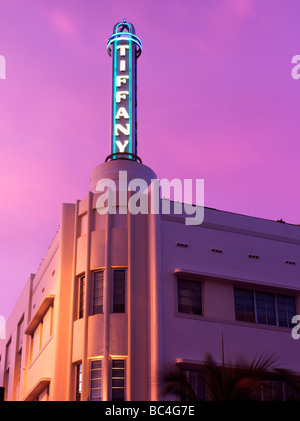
[
  {"xmin": 161, "ymin": 352, "xmax": 300, "ymax": 401},
  {"xmin": 160, "ymin": 364, "xmax": 199, "ymax": 401}
]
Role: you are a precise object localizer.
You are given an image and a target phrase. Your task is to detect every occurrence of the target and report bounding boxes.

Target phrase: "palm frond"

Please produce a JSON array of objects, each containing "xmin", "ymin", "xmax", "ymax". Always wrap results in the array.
[{"xmin": 160, "ymin": 364, "xmax": 199, "ymax": 401}]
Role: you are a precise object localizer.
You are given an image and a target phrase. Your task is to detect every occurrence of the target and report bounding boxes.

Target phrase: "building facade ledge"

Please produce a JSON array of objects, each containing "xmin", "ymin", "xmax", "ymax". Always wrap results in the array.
[
  {"xmin": 25, "ymin": 295, "xmax": 55, "ymax": 336},
  {"xmin": 173, "ymin": 268, "xmax": 300, "ymax": 293},
  {"xmin": 23, "ymin": 378, "xmax": 51, "ymax": 401}
]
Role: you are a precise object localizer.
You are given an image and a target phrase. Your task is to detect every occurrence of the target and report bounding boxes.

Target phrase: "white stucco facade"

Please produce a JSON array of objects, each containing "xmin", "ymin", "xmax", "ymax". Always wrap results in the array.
[{"xmin": 0, "ymin": 159, "xmax": 299, "ymax": 401}]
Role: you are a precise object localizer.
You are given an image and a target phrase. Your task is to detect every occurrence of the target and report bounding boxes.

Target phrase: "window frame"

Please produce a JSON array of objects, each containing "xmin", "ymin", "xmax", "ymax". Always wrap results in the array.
[
  {"xmin": 89, "ymin": 359, "xmax": 102, "ymax": 401},
  {"xmin": 111, "ymin": 358, "xmax": 126, "ymax": 401},
  {"xmin": 92, "ymin": 270, "xmax": 104, "ymax": 315},
  {"xmin": 25, "ymin": 297, "xmax": 54, "ymax": 364},
  {"xmin": 112, "ymin": 269, "xmax": 126, "ymax": 313},
  {"xmin": 260, "ymin": 379, "xmax": 300, "ymax": 401},
  {"xmin": 255, "ymin": 291, "xmax": 276, "ymax": 326},
  {"xmin": 234, "ymin": 287, "xmax": 297, "ymax": 328},
  {"xmin": 78, "ymin": 274, "xmax": 85, "ymax": 319},
  {"xmin": 234, "ymin": 288, "xmax": 255, "ymax": 323},
  {"xmin": 180, "ymin": 367, "xmax": 206, "ymax": 401},
  {"xmin": 177, "ymin": 277, "xmax": 202, "ymax": 316},
  {"xmin": 276, "ymin": 294, "xmax": 297, "ymax": 328},
  {"xmin": 75, "ymin": 362, "xmax": 82, "ymax": 401}
]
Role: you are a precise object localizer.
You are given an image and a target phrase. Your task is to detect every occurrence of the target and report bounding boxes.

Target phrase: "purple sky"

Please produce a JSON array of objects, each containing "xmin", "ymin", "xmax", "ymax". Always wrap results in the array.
[{"xmin": 1, "ymin": 0, "xmax": 300, "ymax": 320}]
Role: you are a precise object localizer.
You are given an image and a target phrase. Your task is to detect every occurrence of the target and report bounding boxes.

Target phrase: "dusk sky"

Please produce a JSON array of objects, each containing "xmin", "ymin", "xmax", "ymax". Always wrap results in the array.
[{"xmin": 1, "ymin": 0, "xmax": 300, "ymax": 320}]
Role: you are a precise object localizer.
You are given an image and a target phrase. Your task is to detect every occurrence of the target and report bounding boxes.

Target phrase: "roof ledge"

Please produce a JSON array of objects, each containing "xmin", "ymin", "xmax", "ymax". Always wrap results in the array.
[
  {"xmin": 24, "ymin": 378, "xmax": 51, "ymax": 401},
  {"xmin": 25, "ymin": 295, "xmax": 54, "ymax": 336}
]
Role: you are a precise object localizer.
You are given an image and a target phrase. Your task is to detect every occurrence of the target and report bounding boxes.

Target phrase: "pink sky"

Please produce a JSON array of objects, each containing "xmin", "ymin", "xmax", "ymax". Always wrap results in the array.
[{"xmin": 1, "ymin": 0, "xmax": 300, "ymax": 320}]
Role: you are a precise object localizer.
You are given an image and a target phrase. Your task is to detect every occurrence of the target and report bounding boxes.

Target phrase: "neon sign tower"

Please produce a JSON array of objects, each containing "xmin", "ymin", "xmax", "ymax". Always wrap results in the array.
[{"xmin": 106, "ymin": 20, "xmax": 142, "ymax": 162}]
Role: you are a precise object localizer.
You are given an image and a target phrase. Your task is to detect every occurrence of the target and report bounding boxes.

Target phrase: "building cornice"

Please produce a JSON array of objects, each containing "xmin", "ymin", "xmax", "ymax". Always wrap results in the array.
[{"xmin": 25, "ymin": 295, "xmax": 55, "ymax": 336}]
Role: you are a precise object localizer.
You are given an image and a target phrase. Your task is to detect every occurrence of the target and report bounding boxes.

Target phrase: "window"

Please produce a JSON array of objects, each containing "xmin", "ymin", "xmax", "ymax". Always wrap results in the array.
[
  {"xmin": 113, "ymin": 270, "xmax": 126, "ymax": 313},
  {"xmin": 15, "ymin": 349, "xmax": 22, "ymax": 387},
  {"xmin": 255, "ymin": 292, "xmax": 276, "ymax": 326},
  {"xmin": 177, "ymin": 278, "xmax": 202, "ymax": 315},
  {"xmin": 277, "ymin": 295, "xmax": 296, "ymax": 328},
  {"xmin": 5, "ymin": 339, "xmax": 11, "ymax": 371},
  {"xmin": 3, "ymin": 339, "xmax": 11, "ymax": 400},
  {"xmin": 78, "ymin": 275, "xmax": 85, "ymax": 319},
  {"xmin": 234, "ymin": 288, "xmax": 296, "ymax": 328},
  {"xmin": 28, "ymin": 301, "xmax": 54, "ymax": 363},
  {"xmin": 41, "ymin": 305, "xmax": 53, "ymax": 348},
  {"xmin": 17, "ymin": 316, "xmax": 24, "ymax": 352},
  {"xmin": 261, "ymin": 380, "xmax": 300, "ymax": 401},
  {"xmin": 36, "ymin": 386, "xmax": 49, "ymax": 401},
  {"xmin": 90, "ymin": 360, "xmax": 102, "ymax": 401},
  {"xmin": 180, "ymin": 368, "xmax": 206, "ymax": 401},
  {"xmin": 80, "ymin": 213, "xmax": 88, "ymax": 236},
  {"xmin": 234, "ymin": 288, "xmax": 255, "ymax": 323},
  {"xmin": 14, "ymin": 316, "xmax": 24, "ymax": 399},
  {"xmin": 3, "ymin": 369, "xmax": 9, "ymax": 401},
  {"xmin": 76, "ymin": 362, "xmax": 82, "ymax": 401},
  {"xmin": 111, "ymin": 359, "xmax": 125, "ymax": 401},
  {"xmin": 93, "ymin": 271, "xmax": 104, "ymax": 314},
  {"xmin": 31, "ymin": 323, "xmax": 42, "ymax": 361}
]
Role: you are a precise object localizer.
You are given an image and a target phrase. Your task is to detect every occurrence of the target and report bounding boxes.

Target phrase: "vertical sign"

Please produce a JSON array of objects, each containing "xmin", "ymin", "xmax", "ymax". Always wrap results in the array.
[{"xmin": 107, "ymin": 20, "xmax": 142, "ymax": 161}]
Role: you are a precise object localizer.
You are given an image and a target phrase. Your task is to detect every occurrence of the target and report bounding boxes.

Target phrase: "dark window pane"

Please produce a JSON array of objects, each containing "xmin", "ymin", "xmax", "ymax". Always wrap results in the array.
[
  {"xmin": 93, "ymin": 271, "xmax": 104, "ymax": 315},
  {"xmin": 112, "ymin": 378, "xmax": 125, "ymax": 388},
  {"xmin": 112, "ymin": 360, "xmax": 124, "ymax": 368},
  {"xmin": 245, "ymin": 313, "xmax": 256, "ymax": 323},
  {"xmin": 255, "ymin": 293, "xmax": 275, "ymax": 326},
  {"xmin": 92, "ymin": 359, "xmax": 102, "ymax": 369},
  {"xmin": 113, "ymin": 270, "xmax": 126, "ymax": 313},
  {"xmin": 178, "ymin": 279, "xmax": 202, "ymax": 315},
  {"xmin": 235, "ymin": 304, "xmax": 244, "ymax": 313},
  {"xmin": 113, "ymin": 304, "xmax": 125, "ymax": 313},
  {"xmin": 267, "ymin": 317, "xmax": 276, "ymax": 326},
  {"xmin": 79, "ymin": 276, "xmax": 85, "ymax": 319},
  {"xmin": 111, "ymin": 359, "xmax": 125, "ymax": 401},
  {"xmin": 90, "ymin": 360, "xmax": 102, "ymax": 401},
  {"xmin": 111, "ymin": 389, "xmax": 125, "ymax": 401},
  {"xmin": 112, "ymin": 368, "xmax": 125, "ymax": 377},
  {"xmin": 285, "ymin": 382, "xmax": 297, "ymax": 401},
  {"xmin": 114, "ymin": 295, "xmax": 125, "ymax": 304},
  {"xmin": 178, "ymin": 304, "xmax": 190, "ymax": 313},
  {"xmin": 91, "ymin": 389, "xmax": 101, "ymax": 400},
  {"xmin": 93, "ymin": 305, "xmax": 103, "ymax": 314},
  {"xmin": 234, "ymin": 288, "xmax": 255, "ymax": 323},
  {"xmin": 235, "ymin": 289, "xmax": 296, "ymax": 329},
  {"xmin": 76, "ymin": 363, "xmax": 82, "ymax": 401},
  {"xmin": 273, "ymin": 381, "xmax": 284, "ymax": 401},
  {"xmin": 180, "ymin": 369, "xmax": 205, "ymax": 401},
  {"xmin": 276, "ymin": 295, "xmax": 296, "ymax": 328}
]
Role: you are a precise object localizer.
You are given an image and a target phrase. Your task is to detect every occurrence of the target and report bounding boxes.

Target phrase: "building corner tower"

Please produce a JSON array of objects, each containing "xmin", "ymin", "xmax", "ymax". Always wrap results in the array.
[{"xmin": 72, "ymin": 20, "xmax": 162, "ymax": 401}]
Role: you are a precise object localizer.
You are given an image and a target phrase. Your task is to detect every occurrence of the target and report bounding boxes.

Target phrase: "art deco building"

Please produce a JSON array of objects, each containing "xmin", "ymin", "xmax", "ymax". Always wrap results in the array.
[{"xmin": 0, "ymin": 21, "xmax": 299, "ymax": 402}]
